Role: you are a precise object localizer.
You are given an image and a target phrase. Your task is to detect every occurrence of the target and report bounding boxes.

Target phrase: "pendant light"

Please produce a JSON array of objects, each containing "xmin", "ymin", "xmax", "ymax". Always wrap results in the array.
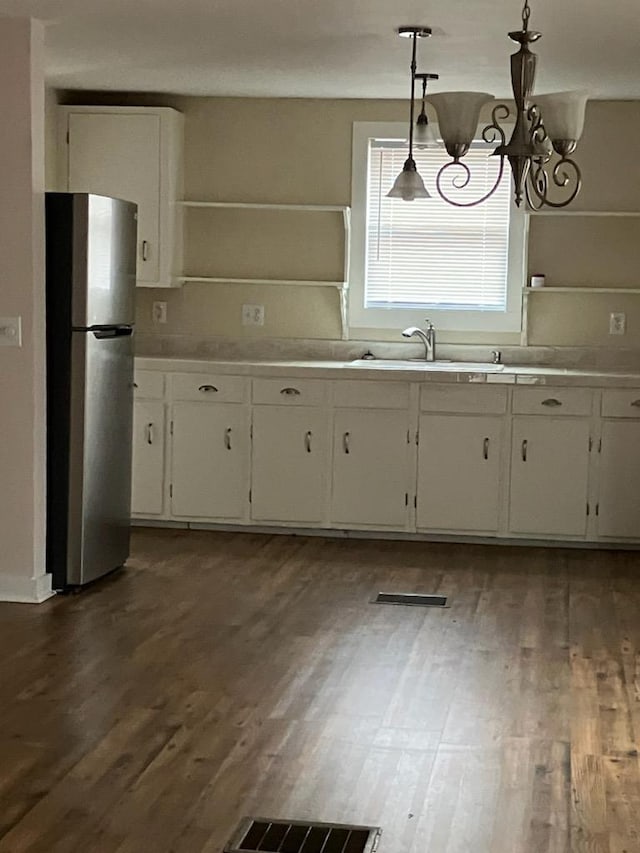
[
  {"xmin": 387, "ymin": 27, "xmax": 432, "ymax": 201},
  {"xmin": 414, "ymin": 73, "xmax": 440, "ymax": 149}
]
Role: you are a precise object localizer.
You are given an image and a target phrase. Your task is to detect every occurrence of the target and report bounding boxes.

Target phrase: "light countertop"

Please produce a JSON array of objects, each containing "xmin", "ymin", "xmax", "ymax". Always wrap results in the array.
[{"xmin": 135, "ymin": 356, "xmax": 640, "ymax": 387}]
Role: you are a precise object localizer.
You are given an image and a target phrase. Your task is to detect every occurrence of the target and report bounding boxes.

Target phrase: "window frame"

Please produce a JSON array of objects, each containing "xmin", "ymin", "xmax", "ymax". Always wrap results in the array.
[{"xmin": 348, "ymin": 121, "xmax": 529, "ymax": 333}]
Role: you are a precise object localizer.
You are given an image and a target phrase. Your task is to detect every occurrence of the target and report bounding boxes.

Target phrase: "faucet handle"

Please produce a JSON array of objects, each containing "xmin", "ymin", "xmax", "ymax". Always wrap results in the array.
[{"xmin": 425, "ymin": 318, "xmax": 434, "ymax": 330}]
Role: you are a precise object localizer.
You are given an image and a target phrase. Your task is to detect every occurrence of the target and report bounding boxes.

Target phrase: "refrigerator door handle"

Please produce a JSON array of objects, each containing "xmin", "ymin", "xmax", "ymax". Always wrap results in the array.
[{"xmin": 89, "ymin": 325, "xmax": 135, "ymax": 339}]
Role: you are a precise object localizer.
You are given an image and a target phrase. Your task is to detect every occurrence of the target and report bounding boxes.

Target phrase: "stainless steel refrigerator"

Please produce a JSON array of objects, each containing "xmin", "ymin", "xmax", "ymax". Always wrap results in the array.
[{"xmin": 46, "ymin": 193, "xmax": 138, "ymax": 590}]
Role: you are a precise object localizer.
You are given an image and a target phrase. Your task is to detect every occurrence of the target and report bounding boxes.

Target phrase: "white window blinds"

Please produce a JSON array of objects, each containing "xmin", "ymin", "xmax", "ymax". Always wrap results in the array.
[{"xmin": 366, "ymin": 141, "xmax": 512, "ymax": 311}]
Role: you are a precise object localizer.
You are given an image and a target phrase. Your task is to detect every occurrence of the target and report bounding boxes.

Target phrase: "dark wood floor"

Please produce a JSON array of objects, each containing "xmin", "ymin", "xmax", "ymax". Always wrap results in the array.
[{"xmin": 1, "ymin": 530, "xmax": 639, "ymax": 852}]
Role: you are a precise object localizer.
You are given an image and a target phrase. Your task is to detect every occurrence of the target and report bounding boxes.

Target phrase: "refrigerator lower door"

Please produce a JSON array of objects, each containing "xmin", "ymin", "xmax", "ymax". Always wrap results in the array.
[{"xmin": 66, "ymin": 328, "xmax": 134, "ymax": 586}]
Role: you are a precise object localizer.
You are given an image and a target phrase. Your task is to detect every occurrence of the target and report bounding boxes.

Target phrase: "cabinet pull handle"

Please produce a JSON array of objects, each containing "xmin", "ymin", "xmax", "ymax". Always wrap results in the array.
[
  {"xmin": 521, "ymin": 439, "xmax": 528, "ymax": 462},
  {"xmin": 483, "ymin": 437, "xmax": 489, "ymax": 460},
  {"xmin": 631, "ymin": 400, "xmax": 640, "ymax": 407},
  {"xmin": 198, "ymin": 384, "xmax": 218, "ymax": 393},
  {"xmin": 541, "ymin": 398, "xmax": 562, "ymax": 407},
  {"xmin": 133, "ymin": 382, "xmax": 139, "ymax": 388},
  {"xmin": 225, "ymin": 428, "xmax": 232, "ymax": 450},
  {"xmin": 141, "ymin": 240, "xmax": 149, "ymax": 261},
  {"xmin": 344, "ymin": 431, "xmax": 350, "ymax": 454},
  {"xmin": 305, "ymin": 431, "xmax": 312, "ymax": 453},
  {"xmin": 280, "ymin": 387, "xmax": 301, "ymax": 396},
  {"xmin": 146, "ymin": 423, "xmax": 154, "ymax": 445}
]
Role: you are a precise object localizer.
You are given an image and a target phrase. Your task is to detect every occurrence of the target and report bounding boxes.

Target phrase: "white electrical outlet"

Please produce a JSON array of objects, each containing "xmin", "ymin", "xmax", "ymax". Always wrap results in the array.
[
  {"xmin": 152, "ymin": 301, "xmax": 167, "ymax": 324},
  {"xmin": 0, "ymin": 316, "xmax": 22, "ymax": 347},
  {"xmin": 609, "ymin": 312, "xmax": 626, "ymax": 335},
  {"xmin": 242, "ymin": 304, "xmax": 265, "ymax": 326}
]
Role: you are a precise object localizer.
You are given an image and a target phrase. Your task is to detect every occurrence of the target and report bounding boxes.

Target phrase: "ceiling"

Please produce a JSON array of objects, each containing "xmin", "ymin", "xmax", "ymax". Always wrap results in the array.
[{"xmin": 1, "ymin": 0, "xmax": 638, "ymax": 100}]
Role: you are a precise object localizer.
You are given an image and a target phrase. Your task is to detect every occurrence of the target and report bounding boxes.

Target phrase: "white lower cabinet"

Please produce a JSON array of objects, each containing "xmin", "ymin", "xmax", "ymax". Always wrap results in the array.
[
  {"xmin": 330, "ymin": 409, "xmax": 410, "ymax": 528},
  {"xmin": 597, "ymin": 420, "xmax": 640, "ymax": 538},
  {"xmin": 170, "ymin": 402, "xmax": 250, "ymax": 519},
  {"xmin": 132, "ymin": 400, "xmax": 165, "ymax": 516},
  {"xmin": 509, "ymin": 417, "xmax": 591, "ymax": 537},
  {"xmin": 417, "ymin": 414, "xmax": 503, "ymax": 533},
  {"xmin": 251, "ymin": 406, "xmax": 329, "ymax": 524}
]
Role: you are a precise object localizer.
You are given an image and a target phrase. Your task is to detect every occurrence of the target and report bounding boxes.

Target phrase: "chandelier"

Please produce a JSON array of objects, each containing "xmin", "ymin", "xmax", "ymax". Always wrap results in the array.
[{"xmin": 387, "ymin": 0, "xmax": 588, "ymax": 209}]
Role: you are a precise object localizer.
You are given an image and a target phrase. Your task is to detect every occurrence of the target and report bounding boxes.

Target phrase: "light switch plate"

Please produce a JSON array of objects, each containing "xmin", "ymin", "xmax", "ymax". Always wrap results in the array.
[{"xmin": 0, "ymin": 316, "xmax": 22, "ymax": 347}]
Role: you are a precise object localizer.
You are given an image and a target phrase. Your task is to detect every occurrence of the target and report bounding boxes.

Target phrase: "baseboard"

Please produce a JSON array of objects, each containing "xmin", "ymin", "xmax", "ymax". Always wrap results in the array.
[
  {"xmin": 133, "ymin": 520, "xmax": 640, "ymax": 551},
  {"xmin": 0, "ymin": 572, "xmax": 55, "ymax": 604}
]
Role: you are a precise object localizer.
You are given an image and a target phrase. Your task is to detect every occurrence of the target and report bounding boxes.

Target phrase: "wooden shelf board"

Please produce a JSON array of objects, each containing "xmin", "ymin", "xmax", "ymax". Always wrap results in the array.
[
  {"xmin": 179, "ymin": 276, "xmax": 346, "ymax": 288},
  {"xmin": 523, "ymin": 286, "xmax": 640, "ymax": 294},
  {"xmin": 179, "ymin": 201, "xmax": 350, "ymax": 213},
  {"xmin": 526, "ymin": 210, "xmax": 640, "ymax": 217}
]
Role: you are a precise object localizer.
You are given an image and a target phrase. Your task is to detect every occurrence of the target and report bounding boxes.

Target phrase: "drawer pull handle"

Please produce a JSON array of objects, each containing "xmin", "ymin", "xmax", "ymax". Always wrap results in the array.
[
  {"xmin": 198, "ymin": 384, "xmax": 218, "ymax": 393},
  {"xmin": 541, "ymin": 398, "xmax": 562, "ymax": 407},
  {"xmin": 146, "ymin": 423, "xmax": 154, "ymax": 445},
  {"xmin": 133, "ymin": 382, "xmax": 139, "ymax": 388},
  {"xmin": 225, "ymin": 428, "xmax": 232, "ymax": 450},
  {"xmin": 631, "ymin": 400, "xmax": 640, "ymax": 407},
  {"xmin": 281, "ymin": 387, "xmax": 301, "ymax": 396},
  {"xmin": 483, "ymin": 437, "xmax": 489, "ymax": 460},
  {"xmin": 141, "ymin": 240, "xmax": 149, "ymax": 262},
  {"xmin": 305, "ymin": 430, "xmax": 312, "ymax": 453},
  {"xmin": 522, "ymin": 439, "xmax": 528, "ymax": 462},
  {"xmin": 344, "ymin": 431, "xmax": 350, "ymax": 454}
]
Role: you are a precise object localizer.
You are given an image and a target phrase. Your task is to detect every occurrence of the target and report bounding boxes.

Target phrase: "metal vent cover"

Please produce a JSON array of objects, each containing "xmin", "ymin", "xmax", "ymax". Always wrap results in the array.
[
  {"xmin": 225, "ymin": 818, "xmax": 381, "ymax": 853},
  {"xmin": 374, "ymin": 592, "xmax": 448, "ymax": 607}
]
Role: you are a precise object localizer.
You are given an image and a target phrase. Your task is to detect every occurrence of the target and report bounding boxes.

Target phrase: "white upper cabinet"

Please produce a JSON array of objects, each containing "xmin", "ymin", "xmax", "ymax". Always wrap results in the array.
[{"xmin": 59, "ymin": 106, "xmax": 183, "ymax": 288}]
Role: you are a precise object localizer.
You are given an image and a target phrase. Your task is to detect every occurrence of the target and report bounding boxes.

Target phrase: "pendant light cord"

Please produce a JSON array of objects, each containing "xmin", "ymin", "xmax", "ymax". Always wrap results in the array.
[
  {"xmin": 407, "ymin": 31, "xmax": 418, "ymax": 162},
  {"xmin": 521, "ymin": 0, "xmax": 531, "ymax": 29}
]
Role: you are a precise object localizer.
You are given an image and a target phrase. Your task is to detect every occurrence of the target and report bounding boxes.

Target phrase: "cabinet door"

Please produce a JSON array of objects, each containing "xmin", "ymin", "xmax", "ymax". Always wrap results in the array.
[
  {"xmin": 331, "ymin": 409, "xmax": 409, "ymax": 528},
  {"xmin": 598, "ymin": 420, "xmax": 640, "ymax": 538},
  {"xmin": 132, "ymin": 401, "xmax": 165, "ymax": 516},
  {"xmin": 67, "ymin": 113, "xmax": 160, "ymax": 283},
  {"xmin": 417, "ymin": 414, "xmax": 503, "ymax": 533},
  {"xmin": 251, "ymin": 406, "xmax": 328, "ymax": 524},
  {"xmin": 170, "ymin": 403, "xmax": 249, "ymax": 519},
  {"xmin": 509, "ymin": 417, "xmax": 590, "ymax": 537}
]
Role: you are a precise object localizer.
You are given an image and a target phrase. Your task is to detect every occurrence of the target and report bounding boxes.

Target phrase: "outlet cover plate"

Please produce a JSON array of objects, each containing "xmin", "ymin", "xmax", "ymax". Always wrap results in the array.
[
  {"xmin": 609, "ymin": 312, "xmax": 626, "ymax": 335},
  {"xmin": 242, "ymin": 304, "xmax": 265, "ymax": 326},
  {"xmin": 0, "ymin": 316, "xmax": 22, "ymax": 347}
]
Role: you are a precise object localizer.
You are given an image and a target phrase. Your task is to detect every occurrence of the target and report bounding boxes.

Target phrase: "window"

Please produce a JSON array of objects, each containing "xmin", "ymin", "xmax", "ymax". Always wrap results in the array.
[{"xmin": 349, "ymin": 122, "xmax": 528, "ymax": 332}]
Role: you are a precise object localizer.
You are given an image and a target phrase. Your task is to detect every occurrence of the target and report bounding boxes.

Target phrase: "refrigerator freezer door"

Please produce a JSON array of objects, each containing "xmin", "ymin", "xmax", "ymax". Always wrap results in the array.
[
  {"xmin": 66, "ymin": 329, "xmax": 134, "ymax": 585},
  {"xmin": 71, "ymin": 194, "xmax": 137, "ymax": 328}
]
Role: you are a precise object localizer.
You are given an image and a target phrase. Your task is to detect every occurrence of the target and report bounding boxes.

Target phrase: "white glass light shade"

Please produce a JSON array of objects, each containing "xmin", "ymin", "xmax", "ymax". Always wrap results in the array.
[
  {"xmin": 414, "ymin": 113, "xmax": 439, "ymax": 149},
  {"xmin": 427, "ymin": 92, "xmax": 494, "ymax": 152},
  {"xmin": 535, "ymin": 90, "xmax": 588, "ymax": 143},
  {"xmin": 387, "ymin": 164, "xmax": 431, "ymax": 201}
]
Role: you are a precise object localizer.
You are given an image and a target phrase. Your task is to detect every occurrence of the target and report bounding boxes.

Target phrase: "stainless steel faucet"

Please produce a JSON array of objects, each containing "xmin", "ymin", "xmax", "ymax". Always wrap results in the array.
[{"xmin": 402, "ymin": 320, "xmax": 436, "ymax": 362}]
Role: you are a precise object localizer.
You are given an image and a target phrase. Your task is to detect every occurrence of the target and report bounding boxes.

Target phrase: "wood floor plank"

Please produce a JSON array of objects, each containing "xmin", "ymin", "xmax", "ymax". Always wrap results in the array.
[{"xmin": 0, "ymin": 529, "xmax": 639, "ymax": 852}]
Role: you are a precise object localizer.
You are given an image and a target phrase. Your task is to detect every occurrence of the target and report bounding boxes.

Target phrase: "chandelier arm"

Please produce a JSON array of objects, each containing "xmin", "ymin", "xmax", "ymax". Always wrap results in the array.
[
  {"xmin": 436, "ymin": 155, "xmax": 506, "ymax": 208},
  {"xmin": 540, "ymin": 158, "xmax": 583, "ymax": 208},
  {"xmin": 482, "ymin": 103, "xmax": 510, "ymax": 148},
  {"xmin": 524, "ymin": 167, "xmax": 546, "ymax": 210}
]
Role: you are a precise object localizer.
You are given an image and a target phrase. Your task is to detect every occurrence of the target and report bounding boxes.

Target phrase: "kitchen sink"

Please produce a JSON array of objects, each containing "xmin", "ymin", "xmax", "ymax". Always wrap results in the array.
[{"xmin": 349, "ymin": 359, "xmax": 505, "ymax": 372}]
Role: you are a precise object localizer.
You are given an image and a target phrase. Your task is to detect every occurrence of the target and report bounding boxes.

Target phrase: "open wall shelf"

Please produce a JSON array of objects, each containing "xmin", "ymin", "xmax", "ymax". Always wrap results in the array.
[{"xmin": 178, "ymin": 201, "xmax": 351, "ymax": 338}]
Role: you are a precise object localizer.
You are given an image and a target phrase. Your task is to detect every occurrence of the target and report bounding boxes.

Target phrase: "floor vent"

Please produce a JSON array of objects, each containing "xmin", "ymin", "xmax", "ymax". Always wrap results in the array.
[
  {"xmin": 374, "ymin": 592, "xmax": 448, "ymax": 607},
  {"xmin": 225, "ymin": 818, "xmax": 381, "ymax": 853}
]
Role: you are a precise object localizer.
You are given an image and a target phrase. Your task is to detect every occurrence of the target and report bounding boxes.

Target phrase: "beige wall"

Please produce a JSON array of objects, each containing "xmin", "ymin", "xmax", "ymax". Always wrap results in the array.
[
  {"xmin": 59, "ymin": 92, "xmax": 640, "ymax": 349},
  {"xmin": 0, "ymin": 20, "xmax": 51, "ymax": 601}
]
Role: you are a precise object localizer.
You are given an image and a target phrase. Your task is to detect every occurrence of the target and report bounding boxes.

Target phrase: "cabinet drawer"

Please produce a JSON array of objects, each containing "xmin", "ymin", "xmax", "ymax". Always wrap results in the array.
[
  {"xmin": 333, "ymin": 380, "xmax": 410, "ymax": 409},
  {"xmin": 134, "ymin": 370, "xmax": 164, "ymax": 400},
  {"xmin": 420, "ymin": 384, "xmax": 507, "ymax": 414},
  {"xmin": 170, "ymin": 373, "xmax": 248, "ymax": 403},
  {"xmin": 252, "ymin": 378, "xmax": 328, "ymax": 406},
  {"xmin": 601, "ymin": 389, "xmax": 640, "ymax": 418},
  {"xmin": 512, "ymin": 387, "xmax": 592, "ymax": 416}
]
